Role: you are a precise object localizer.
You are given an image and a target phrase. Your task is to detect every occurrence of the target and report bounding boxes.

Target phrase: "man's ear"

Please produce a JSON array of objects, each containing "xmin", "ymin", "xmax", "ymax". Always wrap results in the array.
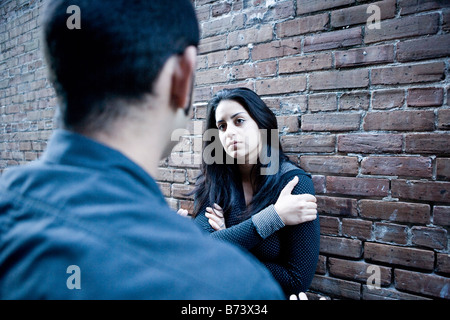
[{"xmin": 170, "ymin": 46, "xmax": 197, "ymax": 112}]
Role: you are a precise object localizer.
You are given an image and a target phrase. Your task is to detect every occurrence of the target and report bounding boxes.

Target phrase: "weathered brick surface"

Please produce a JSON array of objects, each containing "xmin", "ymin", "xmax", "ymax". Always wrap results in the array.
[{"xmin": 2, "ymin": 0, "xmax": 449, "ymax": 300}]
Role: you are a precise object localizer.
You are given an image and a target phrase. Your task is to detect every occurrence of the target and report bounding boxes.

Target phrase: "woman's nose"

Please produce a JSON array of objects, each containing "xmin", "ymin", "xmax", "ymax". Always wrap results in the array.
[{"xmin": 225, "ymin": 124, "xmax": 237, "ymax": 139}]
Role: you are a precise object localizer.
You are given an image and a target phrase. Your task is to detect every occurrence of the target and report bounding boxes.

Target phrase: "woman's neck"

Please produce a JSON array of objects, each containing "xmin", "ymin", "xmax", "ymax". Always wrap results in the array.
[{"xmin": 239, "ymin": 163, "xmax": 255, "ymax": 184}]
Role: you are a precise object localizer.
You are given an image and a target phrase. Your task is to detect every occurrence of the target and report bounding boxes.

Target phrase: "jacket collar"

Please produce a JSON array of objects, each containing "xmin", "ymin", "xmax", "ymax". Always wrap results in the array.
[{"xmin": 41, "ymin": 129, "xmax": 164, "ymax": 201}]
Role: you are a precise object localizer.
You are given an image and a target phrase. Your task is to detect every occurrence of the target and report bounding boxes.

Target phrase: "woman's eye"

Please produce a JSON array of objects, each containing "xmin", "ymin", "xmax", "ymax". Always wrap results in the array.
[
  {"xmin": 218, "ymin": 124, "xmax": 225, "ymax": 131},
  {"xmin": 236, "ymin": 118, "xmax": 245, "ymax": 125}
]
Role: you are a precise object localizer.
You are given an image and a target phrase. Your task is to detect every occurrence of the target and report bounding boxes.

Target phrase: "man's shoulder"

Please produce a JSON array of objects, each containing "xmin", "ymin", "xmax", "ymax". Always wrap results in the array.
[{"xmin": 0, "ymin": 163, "xmax": 284, "ymax": 299}]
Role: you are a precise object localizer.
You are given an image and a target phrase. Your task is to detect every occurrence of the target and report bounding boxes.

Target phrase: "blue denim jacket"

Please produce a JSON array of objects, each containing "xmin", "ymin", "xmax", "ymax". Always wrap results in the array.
[{"xmin": 0, "ymin": 130, "xmax": 283, "ymax": 299}]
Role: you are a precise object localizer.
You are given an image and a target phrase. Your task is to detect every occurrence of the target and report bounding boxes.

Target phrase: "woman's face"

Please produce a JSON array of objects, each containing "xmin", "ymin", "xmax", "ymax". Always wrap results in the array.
[{"xmin": 215, "ymin": 100, "xmax": 262, "ymax": 164}]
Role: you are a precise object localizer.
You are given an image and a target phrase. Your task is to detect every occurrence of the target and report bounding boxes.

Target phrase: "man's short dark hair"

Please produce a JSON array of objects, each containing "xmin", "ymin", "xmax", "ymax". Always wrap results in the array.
[{"xmin": 42, "ymin": 0, "xmax": 200, "ymax": 133}]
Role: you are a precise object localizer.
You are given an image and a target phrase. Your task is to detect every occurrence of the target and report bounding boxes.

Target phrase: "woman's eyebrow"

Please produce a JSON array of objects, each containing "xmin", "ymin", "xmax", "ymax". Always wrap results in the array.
[{"xmin": 216, "ymin": 112, "xmax": 245, "ymax": 124}]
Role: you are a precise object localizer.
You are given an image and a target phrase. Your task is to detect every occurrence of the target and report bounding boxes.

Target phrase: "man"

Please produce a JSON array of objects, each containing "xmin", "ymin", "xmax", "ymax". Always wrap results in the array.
[{"xmin": 0, "ymin": 0, "xmax": 284, "ymax": 299}]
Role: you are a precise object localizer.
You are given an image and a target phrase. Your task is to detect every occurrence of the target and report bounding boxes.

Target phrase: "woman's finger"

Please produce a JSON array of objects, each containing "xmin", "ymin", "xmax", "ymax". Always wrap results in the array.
[
  {"xmin": 213, "ymin": 203, "xmax": 223, "ymax": 217},
  {"xmin": 208, "ymin": 218, "xmax": 221, "ymax": 231},
  {"xmin": 206, "ymin": 212, "xmax": 223, "ymax": 225}
]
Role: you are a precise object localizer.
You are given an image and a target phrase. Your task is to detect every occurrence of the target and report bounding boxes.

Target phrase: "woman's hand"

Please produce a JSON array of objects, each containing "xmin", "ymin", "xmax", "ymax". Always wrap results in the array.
[
  {"xmin": 274, "ymin": 176, "xmax": 318, "ymax": 226},
  {"xmin": 177, "ymin": 208, "xmax": 189, "ymax": 217},
  {"xmin": 205, "ymin": 203, "xmax": 226, "ymax": 231}
]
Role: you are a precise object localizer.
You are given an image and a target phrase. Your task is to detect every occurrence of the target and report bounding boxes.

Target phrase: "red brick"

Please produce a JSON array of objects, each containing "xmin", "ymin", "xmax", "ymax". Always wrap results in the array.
[
  {"xmin": 437, "ymin": 158, "xmax": 450, "ymax": 181},
  {"xmin": 280, "ymin": 134, "xmax": 335, "ymax": 153},
  {"xmin": 433, "ymin": 206, "xmax": 450, "ymax": 227},
  {"xmin": 198, "ymin": 34, "xmax": 227, "ymax": 54},
  {"xmin": 278, "ymin": 52, "xmax": 332, "ymax": 74},
  {"xmin": 301, "ymin": 113, "xmax": 361, "ymax": 132},
  {"xmin": 365, "ymin": 13, "xmax": 439, "ymax": 43},
  {"xmin": 201, "ymin": 14, "xmax": 244, "ymax": 38},
  {"xmin": 395, "ymin": 269, "xmax": 450, "ymax": 299},
  {"xmin": 327, "ymin": 176, "xmax": 389, "ymax": 197},
  {"xmin": 365, "ymin": 242, "xmax": 435, "ymax": 271},
  {"xmin": 411, "ymin": 226, "xmax": 447, "ymax": 250},
  {"xmin": 157, "ymin": 182, "xmax": 171, "ymax": 197},
  {"xmin": 186, "ymin": 169, "xmax": 201, "ymax": 184},
  {"xmin": 178, "ymin": 199, "xmax": 194, "ymax": 215},
  {"xmin": 398, "ymin": 0, "xmax": 446, "ymax": 15},
  {"xmin": 320, "ymin": 235, "xmax": 362, "ymax": 258},
  {"xmin": 211, "ymin": 1, "xmax": 231, "ymax": 17},
  {"xmin": 335, "ymin": 44, "xmax": 394, "ymax": 68},
  {"xmin": 255, "ymin": 75, "xmax": 306, "ymax": 95},
  {"xmin": 212, "ymin": 81, "xmax": 255, "ymax": 95},
  {"xmin": 437, "ymin": 109, "xmax": 450, "ymax": 130},
  {"xmin": 359, "ymin": 200, "xmax": 430, "ymax": 224},
  {"xmin": 342, "ymin": 218, "xmax": 372, "ymax": 240},
  {"xmin": 165, "ymin": 197, "xmax": 178, "ymax": 211},
  {"xmin": 317, "ymin": 196, "xmax": 358, "ymax": 217},
  {"xmin": 276, "ymin": 13, "xmax": 329, "ymax": 38},
  {"xmin": 276, "ymin": 115, "xmax": 299, "ymax": 133},
  {"xmin": 297, "ymin": 0, "xmax": 354, "ymax": 15},
  {"xmin": 308, "ymin": 93, "xmax": 337, "ymax": 112},
  {"xmin": 171, "ymin": 183, "xmax": 195, "ymax": 200},
  {"xmin": 193, "ymin": 86, "xmax": 211, "ymax": 102},
  {"xmin": 371, "ymin": 62, "xmax": 445, "ymax": 85},
  {"xmin": 373, "ymin": 222, "xmax": 408, "ymax": 245},
  {"xmin": 407, "ymin": 87, "xmax": 444, "ymax": 107},
  {"xmin": 229, "ymin": 61, "xmax": 277, "ymax": 80},
  {"xmin": 168, "ymin": 153, "xmax": 202, "ymax": 169},
  {"xmin": 300, "ymin": 155, "xmax": 358, "ymax": 175},
  {"xmin": 362, "ymin": 286, "xmax": 430, "ymax": 300},
  {"xmin": 319, "ymin": 216, "xmax": 340, "ymax": 235},
  {"xmin": 397, "ymin": 34, "xmax": 450, "ymax": 62},
  {"xmin": 279, "ymin": 95, "xmax": 308, "ymax": 113},
  {"xmin": 444, "ymin": 7, "xmax": 450, "ymax": 32},
  {"xmin": 310, "ymin": 275, "xmax": 361, "ymax": 300},
  {"xmin": 436, "ymin": 253, "xmax": 450, "ymax": 275},
  {"xmin": 392, "ymin": 179, "xmax": 450, "ymax": 203},
  {"xmin": 371, "ymin": 90, "xmax": 405, "ymax": 110},
  {"xmin": 338, "ymin": 134, "xmax": 403, "ymax": 154},
  {"xmin": 157, "ymin": 168, "xmax": 186, "ymax": 183},
  {"xmin": 363, "ymin": 110, "xmax": 434, "ymax": 132},
  {"xmin": 205, "ymin": 51, "xmax": 228, "ymax": 69},
  {"xmin": 339, "ymin": 92, "xmax": 370, "ymax": 111},
  {"xmin": 304, "ymin": 27, "xmax": 362, "ymax": 53},
  {"xmin": 405, "ymin": 133, "xmax": 450, "ymax": 155},
  {"xmin": 316, "ymin": 255, "xmax": 327, "ymax": 275},
  {"xmin": 329, "ymin": 258, "xmax": 391, "ymax": 286},
  {"xmin": 309, "ymin": 69, "xmax": 369, "ymax": 90},
  {"xmin": 361, "ymin": 156, "xmax": 433, "ymax": 178},
  {"xmin": 228, "ymin": 24, "xmax": 273, "ymax": 47},
  {"xmin": 312, "ymin": 175, "xmax": 326, "ymax": 194},
  {"xmin": 331, "ymin": 0, "xmax": 395, "ymax": 28},
  {"xmin": 252, "ymin": 38, "xmax": 301, "ymax": 61},
  {"xmin": 250, "ymin": 0, "xmax": 295, "ymax": 24},
  {"xmin": 195, "ymin": 67, "xmax": 229, "ymax": 85}
]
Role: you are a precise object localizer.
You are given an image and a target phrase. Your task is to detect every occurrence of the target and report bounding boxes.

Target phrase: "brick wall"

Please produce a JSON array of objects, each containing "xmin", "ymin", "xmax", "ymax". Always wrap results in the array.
[{"xmin": 1, "ymin": 0, "xmax": 450, "ymax": 299}]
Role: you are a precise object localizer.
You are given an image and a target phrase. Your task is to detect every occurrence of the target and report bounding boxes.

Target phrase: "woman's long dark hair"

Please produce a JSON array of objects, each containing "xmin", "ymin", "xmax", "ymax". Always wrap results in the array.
[{"xmin": 191, "ymin": 87, "xmax": 297, "ymax": 220}]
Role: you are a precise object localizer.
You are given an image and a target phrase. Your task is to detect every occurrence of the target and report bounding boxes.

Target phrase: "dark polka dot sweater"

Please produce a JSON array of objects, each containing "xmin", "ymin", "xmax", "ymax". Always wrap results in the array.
[{"xmin": 194, "ymin": 161, "xmax": 320, "ymax": 297}]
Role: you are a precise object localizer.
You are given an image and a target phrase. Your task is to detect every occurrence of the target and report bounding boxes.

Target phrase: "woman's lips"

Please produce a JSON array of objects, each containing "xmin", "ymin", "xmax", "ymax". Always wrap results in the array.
[{"xmin": 228, "ymin": 141, "xmax": 240, "ymax": 149}]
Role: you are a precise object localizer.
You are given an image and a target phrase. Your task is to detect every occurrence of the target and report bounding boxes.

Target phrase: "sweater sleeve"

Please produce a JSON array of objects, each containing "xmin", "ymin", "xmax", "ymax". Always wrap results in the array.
[
  {"xmin": 193, "ymin": 201, "xmax": 284, "ymax": 250},
  {"xmin": 262, "ymin": 172, "xmax": 320, "ymax": 296}
]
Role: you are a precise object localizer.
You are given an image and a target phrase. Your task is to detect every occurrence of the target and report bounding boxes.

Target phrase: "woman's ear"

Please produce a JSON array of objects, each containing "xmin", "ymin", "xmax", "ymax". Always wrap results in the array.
[{"xmin": 170, "ymin": 46, "xmax": 197, "ymax": 112}]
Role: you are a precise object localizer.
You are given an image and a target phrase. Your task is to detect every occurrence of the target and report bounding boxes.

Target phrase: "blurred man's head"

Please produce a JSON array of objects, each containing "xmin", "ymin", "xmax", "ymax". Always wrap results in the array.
[{"xmin": 42, "ymin": 0, "xmax": 199, "ymax": 136}]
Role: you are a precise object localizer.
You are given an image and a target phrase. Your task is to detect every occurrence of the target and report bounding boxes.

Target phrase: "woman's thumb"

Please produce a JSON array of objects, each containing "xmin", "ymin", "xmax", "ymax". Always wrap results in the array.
[{"xmin": 281, "ymin": 176, "xmax": 299, "ymax": 196}]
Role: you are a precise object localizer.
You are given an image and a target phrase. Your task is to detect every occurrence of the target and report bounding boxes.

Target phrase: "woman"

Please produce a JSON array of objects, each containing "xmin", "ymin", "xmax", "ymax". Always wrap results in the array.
[{"xmin": 178, "ymin": 88, "xmax": 320, "ymax": 297}]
